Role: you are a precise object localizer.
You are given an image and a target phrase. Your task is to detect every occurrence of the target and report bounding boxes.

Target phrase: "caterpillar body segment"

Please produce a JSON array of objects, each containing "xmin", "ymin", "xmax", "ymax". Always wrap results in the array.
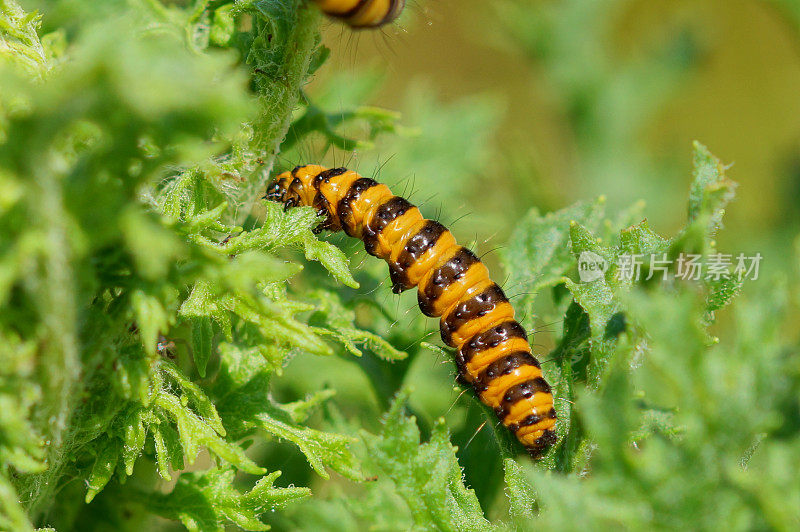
[
  {"xmin": 313, "ymin": 0, "xmax": 405, "ymax": 28},
  {"xmin": 265, "ymin": 165, "xmax": 558, "ymax": 458}
]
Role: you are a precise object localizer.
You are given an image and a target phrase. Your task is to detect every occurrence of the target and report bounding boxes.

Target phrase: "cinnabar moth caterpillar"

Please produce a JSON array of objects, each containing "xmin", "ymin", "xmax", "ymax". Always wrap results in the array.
[
  {"xmin": 265, "ymin": 165, "xmax": 557, "ymax": 458},
  {"xmin": 313, "ymin": 0, "xmax": 405, "ymax": 28}
]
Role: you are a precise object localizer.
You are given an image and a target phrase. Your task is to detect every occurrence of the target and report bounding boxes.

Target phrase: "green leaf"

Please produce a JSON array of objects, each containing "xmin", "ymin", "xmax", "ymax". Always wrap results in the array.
[
  {"xmin": 0, "ymin": 0, "xmax": 48, "ymax": 79},
  {"xmin": 277, "ymin": 389, "xmax": 337, "ymax": 424},
  {"xmin": 189, "ymin": 316, "xmax": 214, "ymax": 377},
  {"xmin": 113, "ymin": 349, "xmax": 152, "ymax": 405},
  {"xmin": 503, "ymin": 198, "xmax": 606, "ymax": 295},
  {"xmin": 180, "ymin": 281, "xmax": 233, "ymax": 341},
  {"xmin": 85, "ymin": 438, "xmax": 120, "ymax": 503},
  {"xmin": 362, "ymin": 390, "xmax": 494, "ymax": 531},
  {"xmin": 619, "ymin": 219, "xmax": 670, "ymax": 256},
  {"xmin": 152, "ymin": 424, "xmax": 179, "ymax": 481},
  {"xmin": 308, "ymin": 290, "xmax": 406, "ymax": 360},
  {"xmin": 564, "ymin": 221, "xmax": 622, "ymax": 385},
  {"xmin": 155, "ymin": 392, "xmax": 264, "ymax": 475},
  {"xmin": 213, "ymin": 346, "xmax": 363, "ymax": 480},
  {"xmin": 223, "ymin": 294, "xmax": 332, "ymax": 356},
  {"xmin": 705, "ymin": 275, "xmax": 743, "ymax": 313},
  {"xmin": 284, "ymin": 96, "xmax": 408, "ymax": 153},
  {"xmin": 131, "ymin": 288, "xmax": 171, "ymax": 356},
  {"xmin": 159, "ymin": 361, "xmax": 226, "ymax": 436},
  {"xmin": 503, "ymin": 459, "xmax": 537, "ymax": 521},
  {"xmin": 121, "ymin": 407, "xmax": 147, "ymax": 475},
  {"xmin": 142, "ymin": 468, "xmax": 310, "ymax": 532},
  {"xmin": 687, "ymin": 141, "xmax": 737, "ymax": 236},
  {"xmin": 256, "ymin": 414, "xmax": 362, "ymax": 480},
  {"xmin": 301, "ymin": 232, "xmax": 360, "ymax": 289},
  {"xmin": 233, "ymin": 202, "xmax": 359, "ymax": 288}
]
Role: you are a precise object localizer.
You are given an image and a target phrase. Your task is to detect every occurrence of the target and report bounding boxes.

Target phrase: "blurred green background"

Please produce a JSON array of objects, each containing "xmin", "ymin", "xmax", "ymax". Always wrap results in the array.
[
  {"xmin": 312, "ymin": 0, "xmax": 800, "ymax": 274},
  {"xmin": 269, "ymin": 1, "xmax": 800, "ymax": 524}
]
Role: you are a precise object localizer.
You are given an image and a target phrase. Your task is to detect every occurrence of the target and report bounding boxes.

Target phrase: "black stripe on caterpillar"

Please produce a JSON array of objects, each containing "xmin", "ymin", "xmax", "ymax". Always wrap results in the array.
[
  {"xmin": 314, "ymin": 0, "xmax": 405, "ymax": 28},
  {"xmin": 265, "ymin": 165, "xmax": 557, "ymax": 458}
]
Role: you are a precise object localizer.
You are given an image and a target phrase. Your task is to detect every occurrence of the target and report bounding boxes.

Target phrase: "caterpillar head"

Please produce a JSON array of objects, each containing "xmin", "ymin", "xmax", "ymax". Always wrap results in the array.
[{"xmin": 264, "ymin": 171, "xmax": 292, "ymax": 203}]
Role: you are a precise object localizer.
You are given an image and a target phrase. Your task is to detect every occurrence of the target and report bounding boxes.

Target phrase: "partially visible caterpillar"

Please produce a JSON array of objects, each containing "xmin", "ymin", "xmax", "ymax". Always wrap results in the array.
[
  {"xmin": 265, "ymin": 165, "xmax": 557, "ymax": 458},
  {"xmin": 313, "ymin": 0, "xmax": 405, "ymax": 28}
]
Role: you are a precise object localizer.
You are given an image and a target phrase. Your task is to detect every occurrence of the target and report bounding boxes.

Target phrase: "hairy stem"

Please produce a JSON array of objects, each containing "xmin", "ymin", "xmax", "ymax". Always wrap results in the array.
[{"xmin": 233, "ymin": 1, "xmax": 321, "ymax": 224}]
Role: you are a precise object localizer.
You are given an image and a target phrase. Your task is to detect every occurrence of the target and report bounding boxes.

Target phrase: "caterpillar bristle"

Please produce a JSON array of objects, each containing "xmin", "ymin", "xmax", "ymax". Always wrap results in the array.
[{"xmin": 267, "ymin": 164, "xmax": 557, "ymax": 458}]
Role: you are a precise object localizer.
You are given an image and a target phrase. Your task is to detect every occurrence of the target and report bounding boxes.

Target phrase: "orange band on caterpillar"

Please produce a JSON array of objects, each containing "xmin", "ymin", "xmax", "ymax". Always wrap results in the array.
[
  {"xmin": 265, "ymin": 165, "xmax": 557, "ymax": 458},
  {"xmin": 313, "ymin": 0, "xmax": 405, "ymax": 28}
]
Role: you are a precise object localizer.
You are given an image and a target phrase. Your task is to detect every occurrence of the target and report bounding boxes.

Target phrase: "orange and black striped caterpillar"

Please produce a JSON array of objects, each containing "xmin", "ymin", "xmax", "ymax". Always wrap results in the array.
[
  {"xmin": 265, "ymin": 165, "xmax": 557, "ymax": 458},
  {"xmin": 313, "ymin": 0, "xmax": 405, "ymax": 28}
]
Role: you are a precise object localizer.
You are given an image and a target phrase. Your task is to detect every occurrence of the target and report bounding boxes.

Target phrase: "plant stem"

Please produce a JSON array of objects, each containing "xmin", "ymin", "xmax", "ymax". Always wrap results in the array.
[{"xmin": 233, "ymin": 2, "xmax": 321, "ymax": 224}]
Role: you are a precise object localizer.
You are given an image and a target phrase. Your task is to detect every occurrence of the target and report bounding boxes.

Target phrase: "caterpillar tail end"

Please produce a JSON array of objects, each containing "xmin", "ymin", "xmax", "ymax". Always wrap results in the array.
[
  {"xmin": 525, "ymin": 429, "xmax": 558, "ymax": 460},
  {"xmin": 266, "ymin": 165, "xmax": 560, "ymax": 462}
]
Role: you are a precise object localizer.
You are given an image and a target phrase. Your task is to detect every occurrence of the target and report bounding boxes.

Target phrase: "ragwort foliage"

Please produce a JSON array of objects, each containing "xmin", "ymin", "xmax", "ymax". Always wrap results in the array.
[{"xmin": 0, "ymin": 1, "xmax": 798, "ymax": 531}]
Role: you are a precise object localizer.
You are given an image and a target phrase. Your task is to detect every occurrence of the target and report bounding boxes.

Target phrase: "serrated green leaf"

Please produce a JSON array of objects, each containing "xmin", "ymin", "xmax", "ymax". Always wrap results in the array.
[
  {"xmin": 687, "ymin": 141, "xmax": 737, "ymax": 233},
  {"xmin": 300, "ymin": 233, "xmax": 359, "ymax": 289},
  {"xmin": 503, "ymin": 459, "xmax": 537, "ymax": 521},
  {"xmin": 216, "ymin": 251, "xmax": 302, "ymax": 289},
  {"xmin": 212, "ymin": 347, "xmax": 362, "ymax": 480},
  {"xmin": 152, "ymin": 424, "xmax": 176, "ymax": 481},
  {"xmin": 563, "ymin": 279, "xmax": 617, "ymax": 344},
  {"xmin": 159, "ymin": 360, "xmax": 225, "ymax": 436},
  {"xmin": 85, "ymin": 438, "xmax": 120, "ymax": 503},
  {"xmin": 308, "ymin": 290, "xmax": 406, "ymax": 360},
  {"xmin": 619, "ymin": 219, "xmax": 670, "ymax": 256},
  {"xmin": 131, "ymin": 288, "xmax": 170, "ymax": 356},
  {"xmin": 189, "ymin": 316, "xmax": 214, "ymax": 377},
  {"xmin": 113, "ymin": 350, "xmax": 151, "ymax": 405},
  {"xmin": 0, "ymin": 0, "xmax": 48, "ymax": 79},
  {"xmin": 503, "ymin": 198, "xmax": 606, "ymax": 294},
  {"xmin": 180, "ymin": 281, "xmax": 232, "ymax": 339},
  {"xmin": 155, "ymin": 393, "xmax": 264, "ymax": 475},
  {"xmin": 256, "ymin": 414, "xmax": 362, "ymax": 480},
  {"xmin": 277, "ymin": 389, "xmax": 337, "ymax": 425},
  {"xmin": 122, "ymin": 407, "xmax": 147, "ymax": 475},
  {"xmin": 705, "ymin": 275, "xmax": 743, "ymax": 313},
  {"xmin": 223, "ymin": 294, "xmax": 332, "ymax": 356},
  {"xmin": 140, "ymin": 468, "xmax": 310, "ymax": 531},
  {"xmin": 362, "ymin": 390, "xmax": 494, "ymax": 532}
]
